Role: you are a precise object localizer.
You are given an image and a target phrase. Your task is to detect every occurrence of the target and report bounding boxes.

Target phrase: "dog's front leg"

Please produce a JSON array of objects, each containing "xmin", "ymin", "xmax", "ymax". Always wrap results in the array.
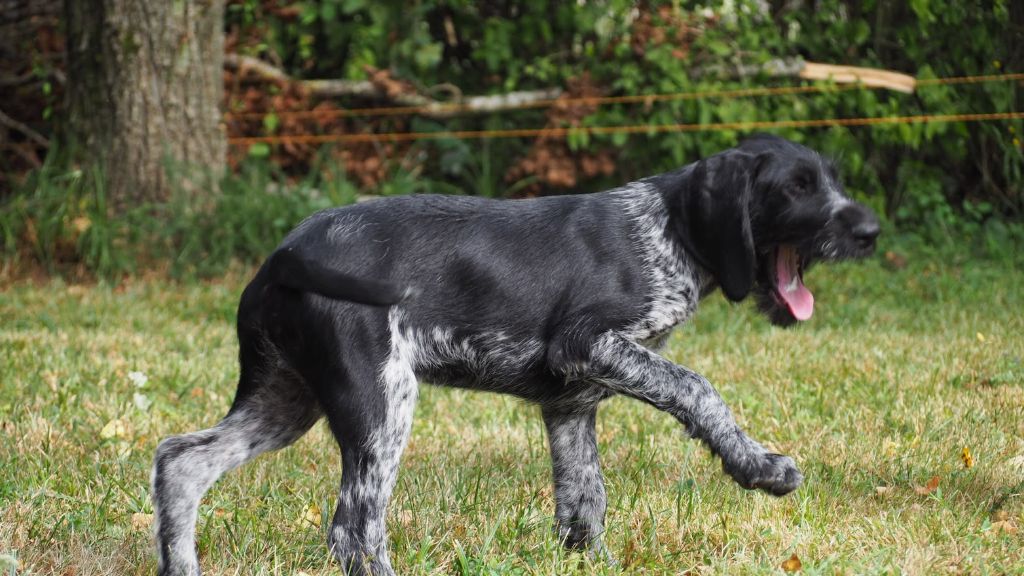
[
  {"xmin": 541, "ymin": 404, "xmax": 614, "ymax": 560},
  {"xmin": 586, "ymin": 332, "xmax": 803, "ymax": 495}
]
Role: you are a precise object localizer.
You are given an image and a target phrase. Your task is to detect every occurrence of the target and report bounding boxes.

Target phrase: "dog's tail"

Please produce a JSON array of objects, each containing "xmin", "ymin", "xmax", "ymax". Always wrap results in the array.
[{"xmin": 266, "ymin": 247, "xmax": 412, "ymax": 307}]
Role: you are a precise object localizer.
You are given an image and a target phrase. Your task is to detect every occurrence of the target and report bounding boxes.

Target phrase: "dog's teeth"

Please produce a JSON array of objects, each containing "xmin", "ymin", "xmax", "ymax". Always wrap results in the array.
[{"xmin": 786, "ymin": 275, "xmax": 799, "ymax": 293}]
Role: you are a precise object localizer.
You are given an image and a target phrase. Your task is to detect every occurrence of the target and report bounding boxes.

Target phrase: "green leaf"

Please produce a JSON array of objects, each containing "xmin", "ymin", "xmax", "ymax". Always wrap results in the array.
[
  {"xmin": 262, "ymin": 113, "xmax": 279, "ymax": 134},
  {"xmin": 248, "ymin": 143, "xmax": 270, "ymax": 158},
  {"xmin": 320, "ymin": 2, "xmax": 336, "ymax": 22},
  {"xmin": 341, "ymin": 0, "xmax": 366, "ymax": 15},
  {"xmin": 414, "ymin": 42, "xmax": 443, "ymax": 71}
]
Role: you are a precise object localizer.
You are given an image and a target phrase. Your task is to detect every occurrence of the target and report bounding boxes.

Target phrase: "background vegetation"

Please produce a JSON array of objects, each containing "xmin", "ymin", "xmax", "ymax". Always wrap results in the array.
[{"xmin": 1, "ymin": 0, "xmax": 1023, "ymax": 278}]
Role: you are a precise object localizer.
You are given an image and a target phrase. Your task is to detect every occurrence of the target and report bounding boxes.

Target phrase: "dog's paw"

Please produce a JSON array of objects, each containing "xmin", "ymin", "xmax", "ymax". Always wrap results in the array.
[{"xmin": 723, "ymin": 452, "xmax": 803, "ymax": 496}]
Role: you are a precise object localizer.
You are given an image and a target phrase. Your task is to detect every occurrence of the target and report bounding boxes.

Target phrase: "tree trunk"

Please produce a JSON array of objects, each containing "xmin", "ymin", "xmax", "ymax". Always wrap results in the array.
[{"xmin": 64, "ymin": 0, "xmax": 225, "ymax": 209}]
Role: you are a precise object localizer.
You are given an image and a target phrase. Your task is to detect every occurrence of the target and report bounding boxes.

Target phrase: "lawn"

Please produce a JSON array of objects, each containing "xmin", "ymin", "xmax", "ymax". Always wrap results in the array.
[{"xmin": 1, "ymin": 250, "xmax": 1022, "ymax": 575}]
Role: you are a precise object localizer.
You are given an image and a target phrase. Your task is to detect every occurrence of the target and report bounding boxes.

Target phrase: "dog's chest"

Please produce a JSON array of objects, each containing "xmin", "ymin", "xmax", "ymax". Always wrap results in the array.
[{"xmin": 627, "ymin": 265, "xmax": 700, "ymax": 342}]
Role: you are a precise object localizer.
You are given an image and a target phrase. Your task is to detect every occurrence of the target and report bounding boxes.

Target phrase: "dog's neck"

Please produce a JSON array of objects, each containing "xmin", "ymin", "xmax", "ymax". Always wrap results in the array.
[{"xmin": 612, "ymin": 181, "xmax": 712, "ymax": 340}]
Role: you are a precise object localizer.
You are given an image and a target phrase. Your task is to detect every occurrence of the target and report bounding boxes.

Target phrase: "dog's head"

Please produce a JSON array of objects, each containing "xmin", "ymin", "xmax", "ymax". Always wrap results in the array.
[{"xmin": 667, "ymin": 134, "xmax": 880, "ymax": 326}]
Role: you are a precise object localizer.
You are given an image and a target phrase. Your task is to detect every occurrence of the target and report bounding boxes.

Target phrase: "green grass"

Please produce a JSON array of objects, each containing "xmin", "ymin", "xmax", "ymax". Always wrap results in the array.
[{"xmin": 1, "ymin": 252, "xmax": 1022, "ymax": 575}]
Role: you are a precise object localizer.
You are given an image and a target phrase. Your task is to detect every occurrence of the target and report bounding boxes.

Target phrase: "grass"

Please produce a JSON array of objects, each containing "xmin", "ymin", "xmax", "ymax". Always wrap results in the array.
[
  {"xmin": 1, "ymin": 249, "xmax": 1022, "ymax": 575},
  {"xmin": 0, "ymin": 153, "xmax": 365, "ymax": 280}
]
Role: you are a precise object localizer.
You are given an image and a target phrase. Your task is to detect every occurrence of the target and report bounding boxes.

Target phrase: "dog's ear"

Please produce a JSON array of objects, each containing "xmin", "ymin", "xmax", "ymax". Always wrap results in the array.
[{"xmin": 671, "ymin": 150, "xmax": 758, "ymax": 302}]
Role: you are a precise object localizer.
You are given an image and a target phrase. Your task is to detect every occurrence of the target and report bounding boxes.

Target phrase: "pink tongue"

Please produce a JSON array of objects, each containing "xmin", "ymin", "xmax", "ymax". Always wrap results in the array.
[{"xmin": 776, "ymin": 247, "xmax": 814, "ymax": 321}]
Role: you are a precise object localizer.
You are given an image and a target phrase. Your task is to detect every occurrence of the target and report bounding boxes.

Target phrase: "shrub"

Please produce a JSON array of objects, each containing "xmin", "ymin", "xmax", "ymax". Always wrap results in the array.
[{"xmin": 225, "ymin": 0, "xmax": 1021, "ymax": 238}]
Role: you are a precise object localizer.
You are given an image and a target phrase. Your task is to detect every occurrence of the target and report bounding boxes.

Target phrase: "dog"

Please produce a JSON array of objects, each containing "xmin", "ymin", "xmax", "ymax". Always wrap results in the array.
[{"xmin": 152, "ymin": 135, "xmax": 880, "ymax": 575}]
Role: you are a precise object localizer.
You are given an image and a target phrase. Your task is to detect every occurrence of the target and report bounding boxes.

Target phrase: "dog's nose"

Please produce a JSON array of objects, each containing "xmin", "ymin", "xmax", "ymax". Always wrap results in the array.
[
  {"xmin": 836, "ymin": 204, "xmax": 880, "ymax": 249},
  {"xmin": 851, "ymin": 214, "xmax": 880, "ymax": 249},
  {"xmin": 853, "ymin": 219, "xmax": 880, "ymax": 243}
]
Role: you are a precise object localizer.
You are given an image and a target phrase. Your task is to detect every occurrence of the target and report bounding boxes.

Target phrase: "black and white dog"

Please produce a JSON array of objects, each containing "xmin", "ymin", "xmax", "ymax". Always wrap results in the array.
[{"xmin": 152, "ymin": 135, "xmax": 879, "ymax": 575}]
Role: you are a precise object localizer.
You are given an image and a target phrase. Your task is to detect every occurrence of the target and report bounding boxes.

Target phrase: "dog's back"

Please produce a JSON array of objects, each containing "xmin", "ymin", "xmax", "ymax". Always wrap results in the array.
[{"xmin": 257, "ymin": 192, "xmax": 649, "ymax": 345}]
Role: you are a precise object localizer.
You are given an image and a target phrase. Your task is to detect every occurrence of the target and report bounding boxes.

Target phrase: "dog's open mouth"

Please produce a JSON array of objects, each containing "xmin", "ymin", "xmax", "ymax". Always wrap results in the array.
[{"xmin": 773, "ymin": 245, "xmax": 814, "ymax": 321}]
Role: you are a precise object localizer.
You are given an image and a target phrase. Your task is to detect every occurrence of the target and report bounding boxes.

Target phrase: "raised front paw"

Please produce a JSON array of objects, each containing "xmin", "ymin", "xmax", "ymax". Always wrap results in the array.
[{"xmin": 723, "ymin": 452, "xmax": 804, "ymax": 496}]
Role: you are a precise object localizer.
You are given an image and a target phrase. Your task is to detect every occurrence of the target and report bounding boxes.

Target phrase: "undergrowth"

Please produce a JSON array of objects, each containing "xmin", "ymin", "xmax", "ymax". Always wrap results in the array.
[
  {"xmin": 2, "ymin": 153, "xmax": 1023, "ymax": 282},
  {"xmin": 0, "ymin": 151, "xmax": 363, "ymax": 279}
]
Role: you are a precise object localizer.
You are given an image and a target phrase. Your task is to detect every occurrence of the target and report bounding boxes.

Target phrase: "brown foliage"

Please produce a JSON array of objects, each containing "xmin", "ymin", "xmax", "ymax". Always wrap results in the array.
[
  {"xmin": 504, "ymin": 6, "xmax": 707, "ymax": 196},
  {"xmin": 505, "ymin": 74, "xmax": 615, "ymax": 195},
  {"xmin": 630, "ymin": 4, "xmax": 706, "ymax": 59},
  {"xmin": 222, "ymin": 53, "xmax": 417, "ymax": 185}
]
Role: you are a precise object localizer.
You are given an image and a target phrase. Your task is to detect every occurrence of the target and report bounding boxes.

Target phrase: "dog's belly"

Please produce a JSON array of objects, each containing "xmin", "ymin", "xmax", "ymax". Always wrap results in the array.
[
  {"xmin": 410, "ymin": 330, "xmax": 615, "ymax": 407},
  {"xmin": 395, "ymin": 307, "xmax": 683, "ymax": 406},
  {"xmin": 417, "ymin": 363, "xmax": 609, "ymax": 405},
  {"xmin": 417, "ymin": 361, "xmax": 537, "ymax": 395}
]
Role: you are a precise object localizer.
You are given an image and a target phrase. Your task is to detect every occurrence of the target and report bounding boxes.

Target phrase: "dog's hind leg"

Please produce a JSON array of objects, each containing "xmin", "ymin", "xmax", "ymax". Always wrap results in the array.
[
  {"xmin": 151, "ymin": 336, "xmax": 321, "ymax": 576},
  {"xmin": 542, "ymin": 404, "xmax": 613, "ymax": 560},
  {"xmin": 321, "ymin": 318, "xmax": 418, "ymax": 576}
]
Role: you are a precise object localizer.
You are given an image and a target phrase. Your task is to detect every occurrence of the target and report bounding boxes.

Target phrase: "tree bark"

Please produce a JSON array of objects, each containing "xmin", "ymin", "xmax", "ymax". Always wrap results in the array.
[{"xmin": 65, "ymin": 0, "xmax": 225, "ymax": 209}]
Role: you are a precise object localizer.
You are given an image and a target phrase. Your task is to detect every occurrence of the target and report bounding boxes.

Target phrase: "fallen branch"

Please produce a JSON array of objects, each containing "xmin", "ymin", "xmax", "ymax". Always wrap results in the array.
[
  {"xmin": 2, "ymin": 141, "xmax": 43, "ymax": 168},
  {"xmin": 422, "ymin": 88, "xmax": 564, "ymax": 117},
  {"xmin": 224, "ymin": 53, "xmax": 561, "ymax": 116},
  {"xmin": 0, "ymin": 72, "xmax": 35, "ymax": 88},
  {"xmin": 0, "ymin": 69, "xmax": 65, "ymax": 89},
  {"xmin": 223, "ymin": 54, "xmax": 428, "ymax": 104},
  {"xmin": 223, "ymin": 53, "xmax": 917, "ymax": 119},
  {"xmin": 0, "ymin": 107, "xmax": 49, "ymax": 148},
  {"xmin": 799, "ymin": 61, "xmax": 916, "ymax": 94},
  {"xmin": 696, "ymin": 57, "xmax": 808, "ymax": 79},
  {"xmin": 699, "ymin": 57, "xmax": 917, "ymax": 93},
  {"xmin": 223, "ymin": 53, "xmax": 289, "ymax": 83}
]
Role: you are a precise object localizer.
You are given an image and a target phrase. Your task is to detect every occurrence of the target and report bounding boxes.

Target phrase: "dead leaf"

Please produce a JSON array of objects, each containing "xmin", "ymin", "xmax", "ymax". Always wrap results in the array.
[
  {"xmin": 991, "ymin": 520, "xmax": 1018, "ymax": 534},
  {"xmin": 875, "ymin": 486, "xmax": 893, "ymax": 496},
  {"xmin": 71, "ymin": 216, "xmax": 91, "ymax": 233},
  {"xmin": 536, "ymin": 485, "xmax": 553, "ymax": 502},
  {"xmin": 299, "ymin": 502, "xmax": 321, "ymax": 528},
  {"xmin": 914, "ymin": 475, "xmax": 940, "ymax": 495},
  {"xmin": 130, "ymin": 512, "xmax": 153, "ymax": 530},
  {"xmin": 100, "ymin": 418, "xmax": 129, "ymax": 440},
  {"xmin": 621, "ymin": 535, "xmax": 637, "ymax": 568},
  {"xmin": 24, "ymin": 218, "xmax": 38, "ymax": 245},
  {"xmin": 396, "ymin": 509, "xmax": 414, "ymax": 528},
  {"xmin": 1007, "ymin": 454, "xmax": 1024, "ymax": 472},
  {"xmin": 961, "ymin": 446, "xmax": 974, "ymax": 469},
  {"xmin": 884, "ymin": 250, "xmax": 908, "ymax": 269},
  {"xmin": 781, "ymin": 553, "xmax": 802, "ymax": 572}
]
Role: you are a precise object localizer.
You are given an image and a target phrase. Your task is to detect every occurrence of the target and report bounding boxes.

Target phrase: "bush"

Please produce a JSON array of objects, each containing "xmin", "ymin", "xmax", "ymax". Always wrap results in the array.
[
  {"xmin": 3, "ymin": 0, "xmax": 1022, "ymax": 277},
  {"xmin": 0, "ymin": 150, "xmax": 367, "ymax": 279},
  {"xmin": 224, "ymin": 1, "xmax": 1021, "ymax": 236}
]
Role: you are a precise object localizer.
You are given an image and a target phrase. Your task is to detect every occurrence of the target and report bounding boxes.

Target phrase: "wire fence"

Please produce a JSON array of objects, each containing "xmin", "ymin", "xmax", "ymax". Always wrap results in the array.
[{"xmin": 225, "ymin": 72, "xmax": 1024, "ymax": 147}]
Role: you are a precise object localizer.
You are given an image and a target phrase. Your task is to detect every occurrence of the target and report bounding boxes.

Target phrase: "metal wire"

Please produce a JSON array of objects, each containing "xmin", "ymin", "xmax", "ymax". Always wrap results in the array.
[
  {"xmin": 224, "ymin": 72, "xmax": 1024, "ymax": 122},
  {"xmin": 227, "ymin": 111, "xmax": 1024, "ymax": 147}
]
